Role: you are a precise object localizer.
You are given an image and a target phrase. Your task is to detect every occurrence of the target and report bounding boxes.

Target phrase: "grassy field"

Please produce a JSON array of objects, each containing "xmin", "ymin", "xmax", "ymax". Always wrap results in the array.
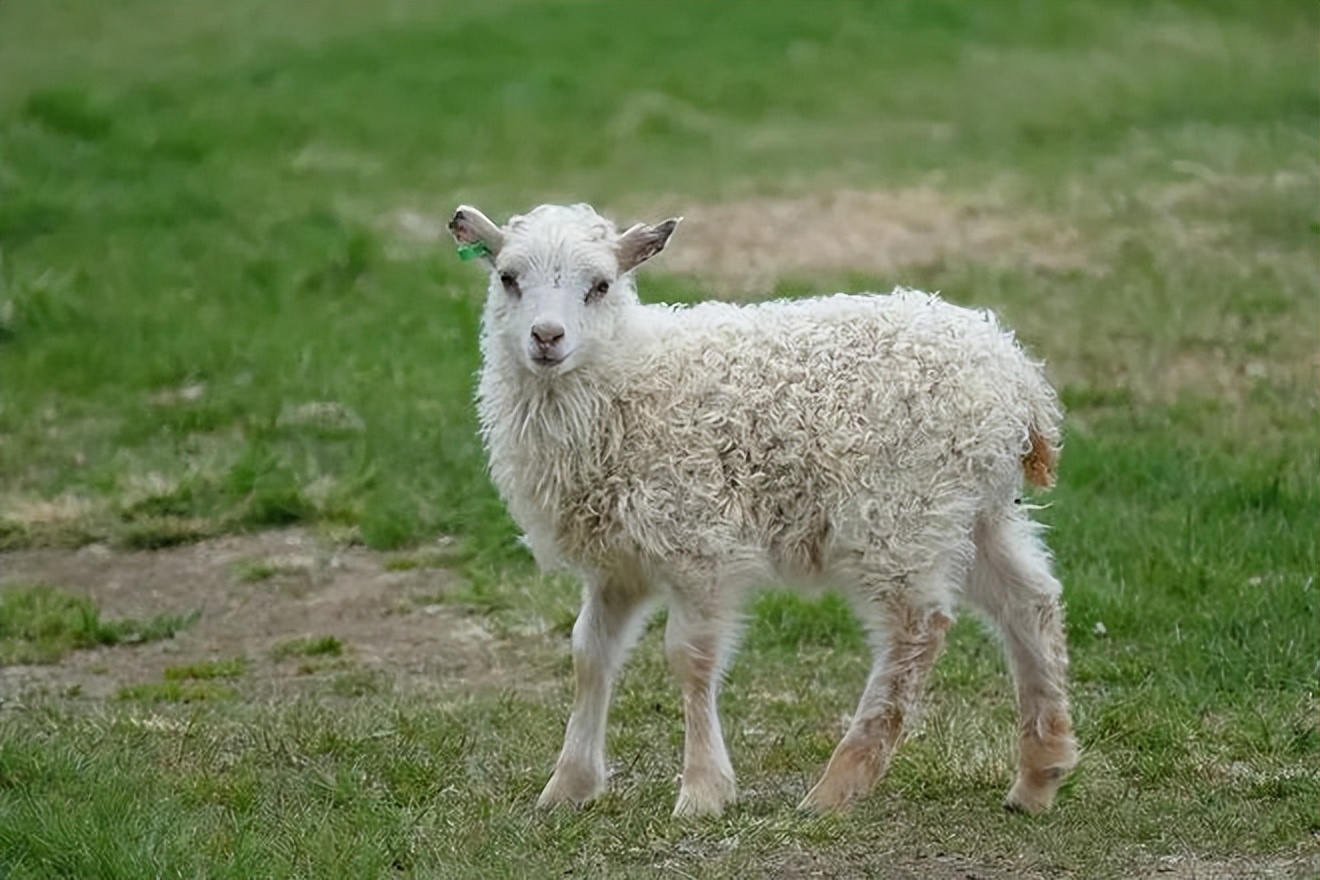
[{"xmin": 0, "ymin": 0, "xmax": 1317, "ymax": 877}]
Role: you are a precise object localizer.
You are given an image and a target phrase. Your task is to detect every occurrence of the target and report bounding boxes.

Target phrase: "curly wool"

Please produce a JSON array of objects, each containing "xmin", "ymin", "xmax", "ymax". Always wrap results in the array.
[{"xmin": 479, "ymin": 283, "xmax": 1061, "ymax": 598}]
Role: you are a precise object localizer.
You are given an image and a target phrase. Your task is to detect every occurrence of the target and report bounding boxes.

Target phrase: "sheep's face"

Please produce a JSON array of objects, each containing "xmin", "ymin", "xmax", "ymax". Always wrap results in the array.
[{"xmin": 450, "ymin": 204, "xmax": 679, "ymax": 377}]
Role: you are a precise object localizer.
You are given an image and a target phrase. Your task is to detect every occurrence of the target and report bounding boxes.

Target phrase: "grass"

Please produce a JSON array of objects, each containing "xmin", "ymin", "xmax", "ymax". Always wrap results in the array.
[
  {"xmin": 272, "ymin": 635, "xmax": 344, "ymax": 661},
  {"xmin": 164, "ymin": 658, "xmax": 248, "ymax": 681},
  {"xmin": 0, "ymin": 0, "xmax": 1316, "ymax": 877},
  {"xmin": 231, "ymin": 555, "xmax": 319, "ymax": 583},
  {"xmin": 232, "ymin": 559, "xmax": 280, "ymax": 583},
  {"xmin": 383, "ymin": 540, "xmax": 471, "ymax": 572},
  {"xmin": 116, "ymin": 680, "xmax": 238, "ymax": 704},
  {"xmin": 0, "ymin": 584, "xmax": 197, "ymax": 665}
]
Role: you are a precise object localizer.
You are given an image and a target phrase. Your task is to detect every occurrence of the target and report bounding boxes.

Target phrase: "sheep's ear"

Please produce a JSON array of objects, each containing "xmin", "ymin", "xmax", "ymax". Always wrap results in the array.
[
  {"xmin": 617, "ymin": 217, "xmax": 681, "ymax": 272},
  {"xmin": 448, "ymin": 205, "xmax": 504, "ymax": 264}
]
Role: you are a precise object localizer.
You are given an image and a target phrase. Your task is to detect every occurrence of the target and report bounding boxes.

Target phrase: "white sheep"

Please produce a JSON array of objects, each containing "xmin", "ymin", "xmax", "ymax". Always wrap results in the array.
[{"xmin": 448, "ymin": 202, "xmax": 1079, "ymax": 817}]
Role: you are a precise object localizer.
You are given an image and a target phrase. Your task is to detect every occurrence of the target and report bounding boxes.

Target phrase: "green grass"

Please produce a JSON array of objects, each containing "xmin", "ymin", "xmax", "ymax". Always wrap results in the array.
[
  {"xmin": 0, "ymin": 0, "xmax": 1317, "ymax": 877},
  {"xmin": 0, "ymin": 584, "xmax": 198, "ymax": 665},
  {"xmin": 231, "ymin": 559, "xmax": 279, "ymax": 583},
  {"xmin": 116, "ymin": 680, "xmax": 239, "ymax": 704},
  {"xmin": 383, "ymin": 541, "xmax": 472, "ymax": 572},
  {"xmin": 272, "ymin": 635, "xmax": 344, "ymax": 661},
  {"xmin": 164, "ymin": 658, "xmax": 248, "ymax": 681}
]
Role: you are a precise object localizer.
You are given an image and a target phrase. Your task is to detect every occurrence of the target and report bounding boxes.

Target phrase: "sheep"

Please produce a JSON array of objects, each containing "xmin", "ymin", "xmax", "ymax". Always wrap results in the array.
[{"xmin": 448, "ymin": 202, "xmax": 1079, "ymax": 818}]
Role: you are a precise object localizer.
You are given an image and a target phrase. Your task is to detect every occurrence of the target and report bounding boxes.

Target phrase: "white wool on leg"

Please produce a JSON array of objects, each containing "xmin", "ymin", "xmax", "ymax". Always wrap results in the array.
[
  {"xmin": 966, "ymin": 511, "xmax": 1078, "ymax": 812},
  {"xmin": 539, "ymin": 574, "xmax": 654, "ymax": 808},
  {"xmin": 664, "ymin": 594, "xmax": 740, "ymax": 817}
]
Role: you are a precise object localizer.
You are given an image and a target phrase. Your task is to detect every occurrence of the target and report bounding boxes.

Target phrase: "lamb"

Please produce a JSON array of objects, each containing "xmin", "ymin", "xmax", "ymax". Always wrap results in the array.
[{"xmin": 448, "ymin": 202, "xmax": 1079, "ymax": 818}]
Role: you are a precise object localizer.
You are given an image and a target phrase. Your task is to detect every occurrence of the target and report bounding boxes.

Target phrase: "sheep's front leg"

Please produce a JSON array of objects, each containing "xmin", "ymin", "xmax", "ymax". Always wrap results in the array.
[
  {"xmin": 665, "ymin": 602, "xmax": 738, "ymax": 817},
  {"xmin": 801, "ymin": 597, "xmax": 951, "ymax": 812},
  {"xmin": 539, "ymin": 580, "xmax": 652, "ymax": 808}
]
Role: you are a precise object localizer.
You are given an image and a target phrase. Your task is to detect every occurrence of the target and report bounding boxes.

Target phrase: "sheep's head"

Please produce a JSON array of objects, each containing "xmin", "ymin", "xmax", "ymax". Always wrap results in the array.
[{"xmin": 449, "ymin": 204, "xmax": 679, "ymax": 376}]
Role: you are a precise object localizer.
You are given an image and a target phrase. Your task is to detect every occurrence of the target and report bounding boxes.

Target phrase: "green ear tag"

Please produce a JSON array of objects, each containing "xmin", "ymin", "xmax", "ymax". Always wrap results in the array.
[{"xmin": 456, "ymin": 241, "xmax": 491, "ymax": 262}]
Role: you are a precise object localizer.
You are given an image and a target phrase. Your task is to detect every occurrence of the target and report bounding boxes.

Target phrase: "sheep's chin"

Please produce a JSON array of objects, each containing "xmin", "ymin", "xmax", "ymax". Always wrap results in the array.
[{"xmin": 524, "ymin": 351, "xmax": 576, "ymax": 376}]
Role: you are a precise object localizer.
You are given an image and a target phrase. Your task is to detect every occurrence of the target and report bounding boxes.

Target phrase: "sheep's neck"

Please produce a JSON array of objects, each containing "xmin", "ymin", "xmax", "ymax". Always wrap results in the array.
[{"xmin": 479, "ymin": 358, "xmax": 618, "ymax": 547}]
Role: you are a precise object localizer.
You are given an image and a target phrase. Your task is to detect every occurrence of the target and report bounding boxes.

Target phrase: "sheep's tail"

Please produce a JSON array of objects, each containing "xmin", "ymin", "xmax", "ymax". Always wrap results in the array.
[
  {"xmin": 1023, "ymin": 424, "xmax": 1058, "ymax": 489},
  {"xmin": 1020, "ymin": 362, "xmax": 1063, "ymax": 490}
]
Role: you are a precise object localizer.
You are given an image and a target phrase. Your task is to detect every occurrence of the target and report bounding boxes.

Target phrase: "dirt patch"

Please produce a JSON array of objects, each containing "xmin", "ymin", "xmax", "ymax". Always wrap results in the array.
[
  {"xmin": 743, "ymin": 847, "xmax": 1047, "ymax": 880},
  {"xmin": 1140, "ymin": 854, "xmax": 1320, "ymax": 880},
  {"xmin": 0, "ymin": 528, "xmax": 528, "ymax": 704},
  {"xmin": 647, "ymin": 188, "xmax": 1090, "ymax": 296}
]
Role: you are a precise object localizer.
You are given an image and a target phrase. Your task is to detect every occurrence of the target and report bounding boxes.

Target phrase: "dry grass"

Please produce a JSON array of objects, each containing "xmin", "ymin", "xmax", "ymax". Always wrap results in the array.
[{"xmin": 0, "ymin": 494, "xmax": 100, "ymax": 548}]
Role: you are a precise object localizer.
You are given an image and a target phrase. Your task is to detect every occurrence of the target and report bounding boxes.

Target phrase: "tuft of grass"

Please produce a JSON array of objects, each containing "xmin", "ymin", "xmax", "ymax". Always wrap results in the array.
[
  {"xmin": 328, "ymin": 668, "xmax": 387, "ymax": 698},
  {"xmin": 113, "ymin": 516, "xmax": 217, "ymax": 550},
  {"xmin": 271, "ymin": 635, "xmax": 343, "ymax": 661},
  {"xmin": 383, "ymin": 541, "xmax": 473, "ymax": 572},
  {"xmin": 0, "ymin": 584, "xmax": 198, "ymax": 665},
  {"xmin": 164, "ymin": 657, "xmax": 247, "ymax": 680},
  {"xmin": 108, "ymin": 609, "xmax": 200, "ymax": 646},
  {"xmin": 232, "ymin": 560, "xmax": 278, "ymax": 583},
  {"xmin": 230, "ymin": 556, "xmax": 317, "ymax": 584}
]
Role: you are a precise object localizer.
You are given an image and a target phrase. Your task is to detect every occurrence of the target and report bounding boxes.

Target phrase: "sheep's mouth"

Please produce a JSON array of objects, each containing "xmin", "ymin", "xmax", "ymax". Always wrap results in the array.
[{"xmin": 529, "ymin": 352, "xmax": 570, "ymax": 371}]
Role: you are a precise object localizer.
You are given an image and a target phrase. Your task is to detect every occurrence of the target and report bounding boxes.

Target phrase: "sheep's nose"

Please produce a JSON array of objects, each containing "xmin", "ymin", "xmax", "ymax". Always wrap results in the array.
[{"xmin": 531, "ymin": 321, "xmax": 565, "ymax": 348}]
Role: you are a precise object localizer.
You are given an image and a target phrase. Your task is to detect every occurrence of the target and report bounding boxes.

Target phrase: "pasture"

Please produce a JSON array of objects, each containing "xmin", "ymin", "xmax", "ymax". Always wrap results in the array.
[{"xmin": 0, "ymin": 1, "xmax": 1316, "ymax": 877}]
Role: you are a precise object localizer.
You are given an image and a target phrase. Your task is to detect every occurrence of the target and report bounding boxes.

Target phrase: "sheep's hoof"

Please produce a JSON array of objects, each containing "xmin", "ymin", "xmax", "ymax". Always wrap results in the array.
[
  {"xmin": 1003, "ymin": 787, "xmax": 1053, "ymax": 814},
  {"xmin": 673, "ymin": 771, "xmax": 736, "ymax": 818},
  {"xmin": 798, "ymin": 774, "xmax": 865, "ymax": 814},
  {"xmin": 799, "ymin": 742, "xmax": 883, "ymax": 813},
  {"xmin": 1003, "ymin": 766, "xmax": 1070, "ymax": 814},
  {"xmin": 1005, "ymin": 733, "xmax": 1078, "ymax": 814},
  {"xmin": 537, "ymin": 766, "xmax": 604, "ymax": 809}
]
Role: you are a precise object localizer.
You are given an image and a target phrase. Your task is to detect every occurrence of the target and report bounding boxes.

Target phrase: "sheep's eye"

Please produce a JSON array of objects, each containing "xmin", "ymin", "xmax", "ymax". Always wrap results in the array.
[
  {"xmin": 586, "ymin": 279, "xmax": 610, "ymax": 303},
  {"xmin": 499, "ymin": 272, "xmax": 519, "ymax": 295}
]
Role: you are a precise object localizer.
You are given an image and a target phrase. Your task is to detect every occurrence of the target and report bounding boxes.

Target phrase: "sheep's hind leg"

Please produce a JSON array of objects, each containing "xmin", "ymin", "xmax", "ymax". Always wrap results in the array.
[
  {"xmin": 800, "ymin": 589, "xmax": 952, "ymax": 813},
  {"xmin": 539, "ymin": 577, "xmax": 652, "ymax": 808},
  {"xmin": 665, "ymin": 599, "xmax": 739, "ymax": 817},
  {"xmin": 966, "ymin": 513, "xmax": 1078, "ymax": 813}
]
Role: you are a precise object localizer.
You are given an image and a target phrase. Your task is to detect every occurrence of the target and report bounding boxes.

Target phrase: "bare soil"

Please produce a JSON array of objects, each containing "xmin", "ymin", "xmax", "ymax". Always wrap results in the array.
[
  {"xmin": 0, "ymin": 528, "xmax": 521, "ymax": 703},
  {"xmin": 642, "ymin": 187, "xmax": 1091, "ymax": 297}
]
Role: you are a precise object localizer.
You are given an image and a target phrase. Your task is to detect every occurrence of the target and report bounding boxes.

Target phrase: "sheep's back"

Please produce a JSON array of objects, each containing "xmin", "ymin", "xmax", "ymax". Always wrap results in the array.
[{"xmin": 581, "ymin": 291, "xmax": 1049, "ymax": 568}]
